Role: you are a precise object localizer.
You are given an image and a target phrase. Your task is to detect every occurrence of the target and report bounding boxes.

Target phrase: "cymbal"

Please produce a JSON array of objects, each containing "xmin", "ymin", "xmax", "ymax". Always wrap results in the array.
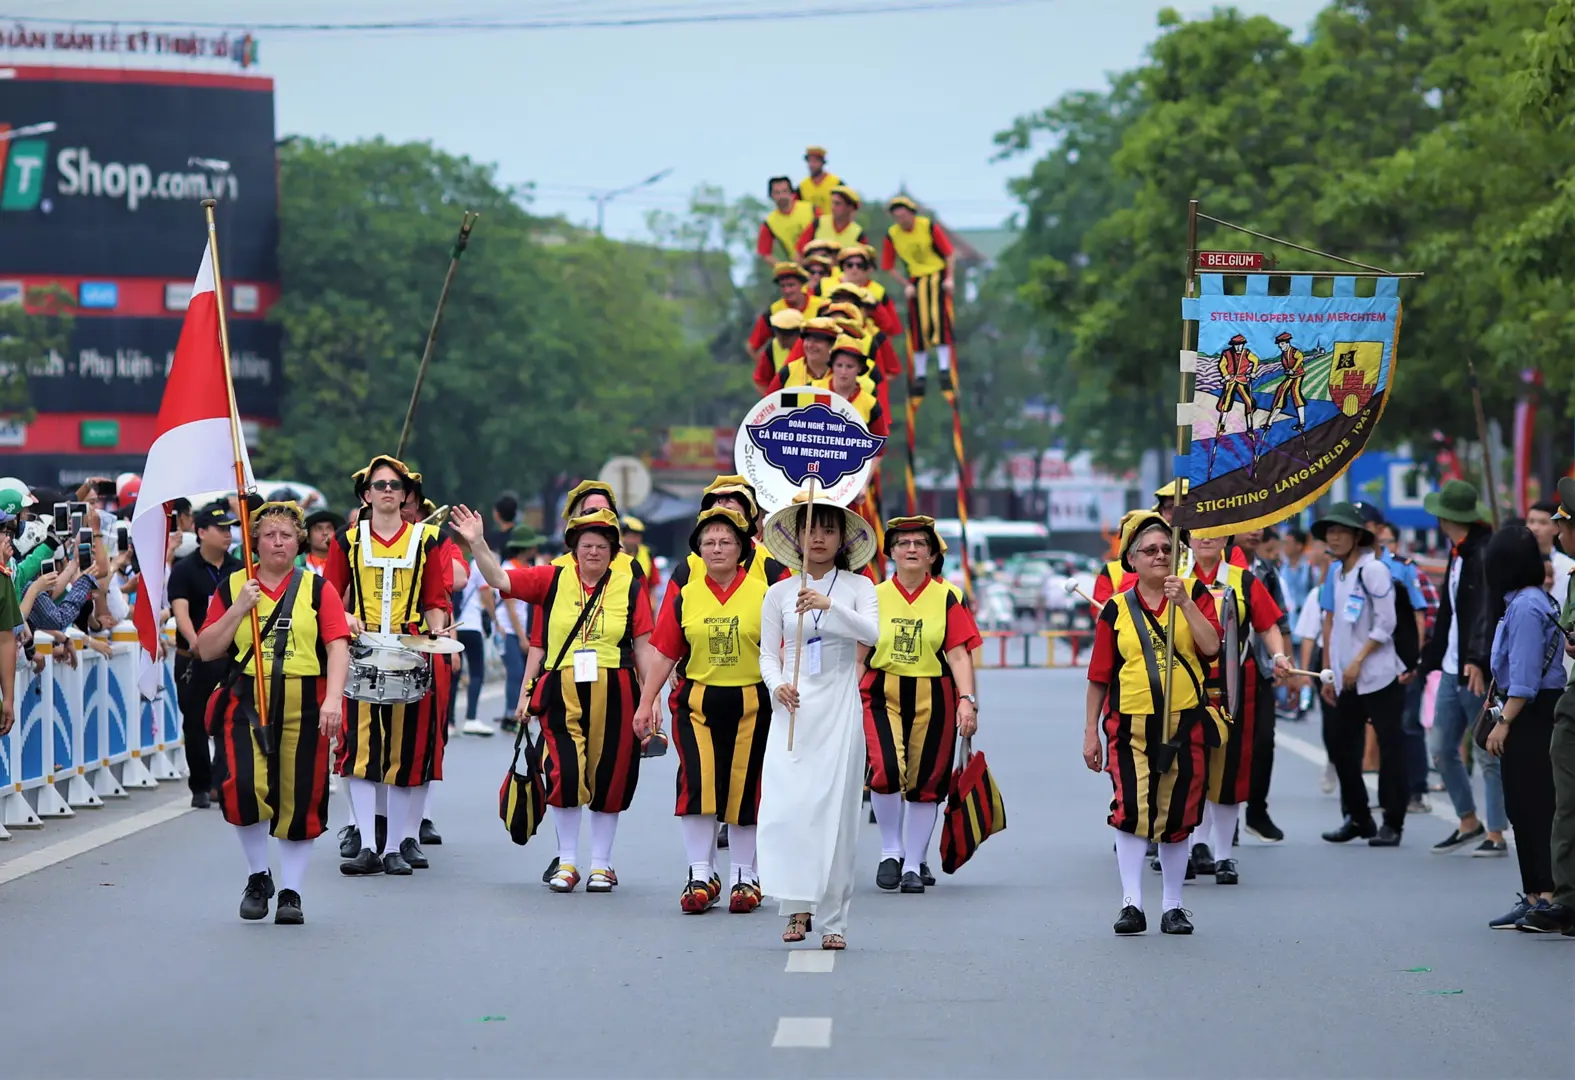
[{"xmin": 396, "ymin": 633, "xmax": 464, "ymax": 655}]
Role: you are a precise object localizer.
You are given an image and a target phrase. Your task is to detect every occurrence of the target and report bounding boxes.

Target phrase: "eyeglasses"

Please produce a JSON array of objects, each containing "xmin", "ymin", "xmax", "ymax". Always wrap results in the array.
[
  {"xmin": 368, "ymin": 479, "xmax": 405, "ymax": 492},
  {"xmin": 1135, "ymin": 544, "xmax": 1173, "ymax": 559},
  {"xmin": 892, "ymin": 537, "xmax": 929, "ymax": 549},
  {"xmin": 842, "ymin": 260, "xmax": 869, "ymax": 270}
]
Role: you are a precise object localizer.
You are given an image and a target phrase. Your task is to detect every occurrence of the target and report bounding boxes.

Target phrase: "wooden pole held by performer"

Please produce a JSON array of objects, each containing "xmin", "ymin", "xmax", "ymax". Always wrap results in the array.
[
  {"xmin": 1160, "ymin": 199, "xmax": 1201, "ymax": 731},
  {"xmin": 396, "ymin": 210, "xmax": 480, "ymax": 459},
  {"xmin": 1467, "ymin": 358, "xmax": 1501, "ymax": 526},
  {"xmin": 202, "ymin": 198, "xmax": 269, "ymax": 734},
  {"xmin": 786, "ymin": 475, "xmax": 817, "ymax": 751}
]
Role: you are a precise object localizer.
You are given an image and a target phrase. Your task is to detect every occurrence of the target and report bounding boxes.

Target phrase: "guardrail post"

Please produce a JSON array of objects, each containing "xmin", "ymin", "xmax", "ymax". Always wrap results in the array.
[{"xmin": 110, "ymin": 624, "xmax": 158, "ymax": 790}]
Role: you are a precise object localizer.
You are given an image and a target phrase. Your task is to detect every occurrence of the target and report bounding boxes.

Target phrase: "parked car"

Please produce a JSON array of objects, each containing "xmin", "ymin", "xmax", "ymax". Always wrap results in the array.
[{"xmin": 1001, "ymin": 549, "xmax": 1101, "ymax": 627}]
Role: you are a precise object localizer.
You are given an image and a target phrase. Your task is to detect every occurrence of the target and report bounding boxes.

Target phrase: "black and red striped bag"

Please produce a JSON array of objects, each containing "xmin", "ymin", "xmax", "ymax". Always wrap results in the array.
[{"xmin": 939, "ymin": 737, "xmax": 1006, "ymax": 874}]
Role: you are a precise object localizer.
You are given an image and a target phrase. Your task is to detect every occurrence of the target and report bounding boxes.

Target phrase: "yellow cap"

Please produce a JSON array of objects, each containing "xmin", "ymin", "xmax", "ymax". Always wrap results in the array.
[
  {"xmin": 831, "ymin": 334, "xmax": 869, "ymax": 359},
  {"xmin": 1153, "ymin": 478, "xmax": 1190, "ymax": 500},
  {"xmin": 831, "ymin": 184, "xmax": 861, "ymax": 208},
  {"xmin": 771, "ymin": 261, "xmax": 809, "ymax": 282},
  {"xmin": 888, "ymin": 194, "xmax": 919, "ymax": 213},
  {"xmin": 828, "ymin": 281, "xmax": 869, "ymax": 304},
  {"xmin": 622, "ymin": 515, "xmax": 646, "ymax": 533},
  {"xmin": 769, "ymin": 308, "xmax": 805, "ymax": 331},
  {"xmin": 805, "ymin": 144, "xmax": 827, "ymax": 159},
  {"xmin": 801, "ymin": 317, "xmax": 841, "ymax": 340},
  {"xmin": 802, "ymin": 238, "xmax": 843, "ymax": 258},
  {"xmin": 562, "ymin": 479, "xmax": 618, "ymax": 520},
  {"xmin": 835, "ymin": 242, "xmax": 876, "ymax": 265},
  {"xmin": 564, "ymin": 508, "xmax": 623, "ymax": 548}
]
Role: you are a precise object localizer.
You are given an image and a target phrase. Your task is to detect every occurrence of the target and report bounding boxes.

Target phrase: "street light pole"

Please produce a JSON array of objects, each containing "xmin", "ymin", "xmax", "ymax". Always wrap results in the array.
[{"xmin": 590, "ymin": 167, "xmax": 674, "ymax": 234}]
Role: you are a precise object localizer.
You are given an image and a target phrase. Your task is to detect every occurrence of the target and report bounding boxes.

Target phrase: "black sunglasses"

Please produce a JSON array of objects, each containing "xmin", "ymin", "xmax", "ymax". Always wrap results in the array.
[{"xmin": 369, "ymin": 479, "xmax": 405, "ymax": 492}]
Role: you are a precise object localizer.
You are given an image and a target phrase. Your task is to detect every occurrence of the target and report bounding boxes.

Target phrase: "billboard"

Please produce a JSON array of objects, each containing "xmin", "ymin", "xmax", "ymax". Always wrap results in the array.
[
  {"xmin": 24, "ymin": 316, "xmax": 281, "ymax": 418},
  {"xmin": 0, "ymin": 68, "xmax": 278, "ymax": 281}
]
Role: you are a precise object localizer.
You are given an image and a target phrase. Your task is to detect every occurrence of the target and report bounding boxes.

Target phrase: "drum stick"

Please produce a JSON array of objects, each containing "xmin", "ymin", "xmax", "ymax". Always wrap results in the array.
[
  {"xmin": 786, "ymin": 477, "xmax": 817, "ymax": 751},
  {"xmin": 1287, "ymin": 667, "xmax": 1335, "ymax": 685},
  {"xmin": 1060, "ymin": 578, "xmax": 1098, "ymax": 608}
]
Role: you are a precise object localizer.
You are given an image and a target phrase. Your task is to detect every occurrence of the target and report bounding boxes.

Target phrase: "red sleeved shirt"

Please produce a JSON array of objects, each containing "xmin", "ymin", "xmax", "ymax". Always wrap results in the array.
[
  {"xmin": 650, "ymin": 593, "xmax": 686, "ymax": 662},
  {"xmin": 880, "ymin": 235, "xmax": 898, "ymax": 273},
  {"xmin": 943, "ymin": 594, "xmax": 983, "ymax": 654},
  {"xmin": 747, "ymin": 310, "xmax": 773, "ymax": 352},
  {"xmin": 755, "ymin": 222, "xmax": 777, "ymax": 259},
  {"xmin": 931, "ymin": 222, "xmax": 955, "ymax": 258},
  {"xmin": 201, "ymin": 573, "xmax": 352, "ymax": 644},
  {"xmin": 512, "ymin": 565, "xmax": 655, "ymax": 648},
  {"xmin": 1087, "ymin": 583, "xmax": 1221, "ymax": 685}
]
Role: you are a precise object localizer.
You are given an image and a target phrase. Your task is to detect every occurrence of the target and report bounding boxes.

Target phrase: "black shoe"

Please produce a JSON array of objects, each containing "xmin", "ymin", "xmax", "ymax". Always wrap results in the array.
[
  {"xmin": 1190, "ymin": 842, "xmax": 1216, "ymax": 876},
  {"xmin": 1322, "ymin": 818, "xmax": 1377, "ymax": 844},
  {"xmin": 1518, "ymin": 902, "xmax": 1575, "ymax": 935},
  {"xmin": 876, "ymin": 857, "xmax": 901, "ymax": 891},
  {"xmin": 1114, "ymin": 904, "xmax": 1147, "ymax": 935},
  {"xmin": 717, "ymin": 823, "xmax": 729, "ymax": 850},
  {"xmin": 191, "ymin": 791, "xmax": 211, "ymax": 809},
  {"xmin": 274, "ymin": 889, "xmax": 303, "ymax": 925},
  {"xmin": 382, "ymin": 851, "xmax": 413, "ymax": 876},
  {"xmin": 919, "ymin": 862, "xmax": 936, "ymax": 887},
  {"xmin": 419, "ymin": 818, "xmax": 442, "ymax": 846},
  {"xmin": 239, "ymin": 871, "xmax": 274, "ymax": 920},
  {"xmin": 374, "ymin": 814, "xmax": 388, "ymax": 855},
  {"xmin": 340, "ymin": 847, "xmax": 383, "ymax": 876},
  {"xmin": 1368, "ymin": 825, "xmax": 1402, "ymax": 847},
  {"xmin": 1160, "ymin": 907, "xmax": 1194, "ymax": 935},
  {"xmin": 1431, "ymin": 824, "xmax": 1486, "ymax": 853},
  {"xmin": 1244, "ymin": 812, "xmax": 1283, "ymax": 843},
  {"xmin": 541, "ymin": 856, "xmax": 560, "ymax": 884},
  {"xmin": 900, "ymin": 870, "xmax": 925, "ymax": 894},
  {"xmin": 868, "ymin": 807, "xmax": 877, "ymax": 824},
  {"xmin": 338, "ymin": 825, "xmax": 361, "ymax": 859},
  {"xmin": 1214, "ymin": 858, "xmax": 1239, "ymax": 885},
  {"xmin": 400, "ymin": 838, "xmax": 429, "ymax": 870},
  {"xmin": 1232, "ymin": 821, "xmax": 1240, "ymax": 846},
  {"xmin": 1150, "ymin": 856, "xmax": 1162, "ymax": 873}
]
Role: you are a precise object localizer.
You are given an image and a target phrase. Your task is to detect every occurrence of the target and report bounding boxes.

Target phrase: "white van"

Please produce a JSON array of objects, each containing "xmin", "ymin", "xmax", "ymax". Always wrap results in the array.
[{"xmin": 933, "ymin": 518, "xmax": 1050, "ymax": 570}]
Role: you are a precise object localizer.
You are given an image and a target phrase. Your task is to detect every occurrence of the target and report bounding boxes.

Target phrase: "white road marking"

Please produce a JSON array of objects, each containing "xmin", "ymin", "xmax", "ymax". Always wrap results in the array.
[
  {"xmin": 785, "ymin": 950, "xmax": 836, "ymax": 973},
  {"xmin": 1274, "ymin": 728, "xmax": 1514, "ymax": 845},
  {"xmin": 0, "ymin": 796, "xmax": 195, "ymax": 887},
  {"xmin": 772, "ymin": 1017, "xmax": 832, "ymax": 1048}
]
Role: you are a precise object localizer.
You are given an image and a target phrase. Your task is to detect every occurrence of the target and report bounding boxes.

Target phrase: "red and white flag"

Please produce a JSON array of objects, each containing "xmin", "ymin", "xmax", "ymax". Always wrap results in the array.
[{"xmin": 130, "ymin": 245, "xmax": 253, "ymax": 697}]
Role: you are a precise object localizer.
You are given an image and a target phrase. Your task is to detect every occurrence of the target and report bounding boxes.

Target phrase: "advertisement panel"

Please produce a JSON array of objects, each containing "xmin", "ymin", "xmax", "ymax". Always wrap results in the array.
[
  {"xmin": 0, "ymin": 70, "xmax": 278, "ymax": 281},
  {"xmin": 22, "ymin": 317, "xmax": 281, "ymax": 418}
]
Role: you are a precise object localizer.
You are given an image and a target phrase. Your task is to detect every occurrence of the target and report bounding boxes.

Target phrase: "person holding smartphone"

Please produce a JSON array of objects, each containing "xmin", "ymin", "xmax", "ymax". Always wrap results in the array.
[{"xmin": 0, "ymin": 512, "xmax": 23, "ymax": 736}]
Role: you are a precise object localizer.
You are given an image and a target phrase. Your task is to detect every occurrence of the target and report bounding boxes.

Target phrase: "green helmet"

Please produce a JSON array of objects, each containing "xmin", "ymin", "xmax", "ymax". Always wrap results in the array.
[{"xmin": 0, "ymin": 477, "xmax": 34, "ymax": 517}]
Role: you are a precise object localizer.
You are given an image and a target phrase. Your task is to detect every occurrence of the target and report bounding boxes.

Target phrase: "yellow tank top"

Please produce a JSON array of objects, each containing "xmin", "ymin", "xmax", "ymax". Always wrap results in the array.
[
  {"xmin": 886, "ymin": 216, "xmax": 947, "ymax": 278},
  {"xmin": 540, "ymin": 563, "xmax": 641, "ymax": 670},
  {"xmin": 765, "ymin": 201, "xmax": 816, "ymax": 260},
  {"xmin": 220, "ymin": 568, "xmax": 326, "ymax": 679},
  {"xmin": 871, "ymin": 577, "xmax": 955, "ymax": 678},
  {"xmin": 681, "ymin": 543, "xmax": 785, "ymax": 589},
  {"xmin": 798, "ymin": 171, "xmax": 842, "ymax": 214},
  {"xmin": 669, "ymin": 570, "xmax": 767, "ymax": 686},
  {"xmin": 343, "ymin": 521, "xmax": 440, "ymax": 634},
  {"xmin": 780, "ymin": 359, "xmax": 877, "ymax": 398},
  {"xmin": 1103, "ymin": 585, "xmax": 1208, "ymax": 716},
  {"xmin": 812, "ymin": 214, "xmax": 864, "ymax": 249},
  {"xmin": 1185, "ymin": 561, "xmax": 1248, "ymax": 645}
]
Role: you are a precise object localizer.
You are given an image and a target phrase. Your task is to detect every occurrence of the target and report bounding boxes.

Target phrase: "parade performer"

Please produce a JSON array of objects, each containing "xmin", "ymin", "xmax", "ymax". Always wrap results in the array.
[
  {"xmin": 324, "ymin": 456, "xmax": 451, "ymax": 877},
  {"xmin": 299, "ymin": 509, "xmax": 343, "ymax": 577},
  {"xmin": 837, "ymin": 243, "xmax": 904, "ymax": 378},
  {"xmin": 634, "ymin": 506, "xmax": 772, "ymax": 914},
  {"xmin": 749, "ymin": 263, "xmax": 824, "ymax": 394},
  {"xmin": 1084, "ymin": 512, "xmax": 1224, "ymax": 936},
  {"xmin": 660, "ymin": 476, "xmax": 791, "ymax": 603},
  {"xmin": 756, "ymin": 175, "xmax": 817, "ymax": 265},
  {"xmin": 797, "ymin": 145, "xmax": 841, "ymax": 215},
  {"xmin": 828, "ymin": 338, "xmax": 889, "ymax": 437},
  {"xmin": 410, "ymin": 494, "xmax": 466, "ymax": 843},
  {"xmin": 458, "ymin": 505, "xmax": 654, "ymax": 893},
  {"xmin": 1184, "ymin": 533, "xmax": 1291, "ymax": 883},
  {"xmin": 621, "ymin": 515, "xmax": 660, "ymax": 605},
  {"xmin": 767, "ymin": 308, "xmax": 804, "ymax": 373},
  {"xmin": 767, "ymin": 317, "xmax": 839, "ymax": 392},
  {"xmin": 1268, "ymin": 331, "xmax": 1308, "ymax": 432},
  {"xmin": 804, "ymin": 251, "xmax": 837, "ymax": 297},
  {"xmin": 756, "ymin": 491, "xmax": 880, "ymax": 950},
  {"xmin": 798, "ymin": 186, "xmax": 865, "ymax": 254},
  {"xmin": 864, "ymin": 517, "xmax": 981, "ymax": 894},
  {"xmin": 882, "ymin": 195, "xmax": 956, "ymax": 397},
  {"xmin": 197, "ymin": 502, "xmax": 351, "ymax": 924}
]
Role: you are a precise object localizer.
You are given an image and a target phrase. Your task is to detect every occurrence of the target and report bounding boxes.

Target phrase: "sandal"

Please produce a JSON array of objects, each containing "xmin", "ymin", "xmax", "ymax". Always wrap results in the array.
[
  {"xmin": 548, "ymin": 864, "xmax": 581, "ymax": 893},
  {"xmin": 820, "ymin": 934, "xmax": 846, "ymax": 951},
  {"xmin": 586, "ymin": 868, "xmax": 616, "ymax": 893},
  {"xmin": 680, "ymin": 879, "xmax": 716, "ymax": 914},
  {"xmin": 782, "ymin": 912, "xmax": 813, "ymax": 942}
]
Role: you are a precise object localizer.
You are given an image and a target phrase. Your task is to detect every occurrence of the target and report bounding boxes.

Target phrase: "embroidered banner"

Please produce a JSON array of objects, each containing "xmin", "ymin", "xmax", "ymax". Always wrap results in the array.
[{"xmin": 1174, "ymin": 273, "xmax": 1401, "ymax": 537}]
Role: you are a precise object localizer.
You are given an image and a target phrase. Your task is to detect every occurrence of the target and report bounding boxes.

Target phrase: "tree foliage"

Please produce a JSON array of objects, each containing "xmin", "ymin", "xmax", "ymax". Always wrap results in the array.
[{"xmin": 0, "ymin": 286, "xmax": 74, "ymax": 419}]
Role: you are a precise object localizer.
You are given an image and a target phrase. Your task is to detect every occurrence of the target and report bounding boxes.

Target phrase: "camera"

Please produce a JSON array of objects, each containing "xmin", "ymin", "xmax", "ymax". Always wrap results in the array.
[{"xmin": 1484, "ymin": 703, "xmax": 1505, "ymax": 726}]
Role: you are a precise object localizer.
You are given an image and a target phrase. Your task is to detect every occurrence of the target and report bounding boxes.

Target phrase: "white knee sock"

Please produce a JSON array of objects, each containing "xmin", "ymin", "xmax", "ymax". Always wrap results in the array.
[
  {"xmin": 235, "ymin": 822, "xmax": 270, "ymax": 875},
  {"xmin": 553, "ymin": 806, "xmax": 582, "ymax": 866},
  {"xmin": 1212, "ymin": 802, "xmax": 1239, "ymax": 863},
  {"xmin": 902, "ymin": 801, "xmax": 939, "ymax": 876},
  {"xmin": 1114, "ymin": 830, "xmax": 1147, "ymax": 910},
  {"xmin": 913, "ymin": 351, "xmax": 930, "ymax": 380},
  {"xmin": 276, "ymin": 838, "xmax": 311, "ymax": 893},
  {"xmin": 1158, "ymin": 841, "xmax": 1189, "ymax": 911},
  {"xmin": 728, "ymin": 825, "xmax": 758, "ymax": 884},
  {"xmin": 1196, "ymin": 801, "xmax": 1220, "ymax": 853},
  {"xmin": 383, "ymin": 787, "xmax": 412, "ymax": 854},
  {"xmin": 871, "ymin": 791, "xmax": 905, "ymax": 859},
  {"xmin": 588, "ymin": 810, "xmax": 619, "ymax": 870},
  {"xmin": 680, "ymin": 814, "xmax": 715, "ymax": 881},
  {"xmin": 400, "ymin": 783, "xmax": 426, "ymax": 844},
  {"xmin": 937, "ymin": 344, "xmax": 952, "ymax": 373},
  {"xmin": 417, "ymin": 782, "xmax": 433, "ymax": 823},
  {"xmin": 347, "ymin": 778, "xmax": 378, "ymax": 851}
]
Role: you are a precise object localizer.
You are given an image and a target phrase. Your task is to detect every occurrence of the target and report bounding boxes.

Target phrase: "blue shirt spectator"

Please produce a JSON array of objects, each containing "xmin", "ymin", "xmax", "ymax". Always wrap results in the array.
[{"xmin": 1490, "ymin": 586, "xmax": 1567, "ymax": 699}]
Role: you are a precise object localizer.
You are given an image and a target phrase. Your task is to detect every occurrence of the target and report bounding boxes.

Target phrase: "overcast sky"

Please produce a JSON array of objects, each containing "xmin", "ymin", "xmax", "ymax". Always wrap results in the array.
[{"xmin": 14, "ymin": 1, "xmax": 1328, "ymax": 238}]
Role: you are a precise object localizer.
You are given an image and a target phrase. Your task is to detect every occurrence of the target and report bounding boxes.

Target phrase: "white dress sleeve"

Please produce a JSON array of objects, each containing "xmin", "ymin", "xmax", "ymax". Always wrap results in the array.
[
  {"xmin": 823, "ymin": 576, "xmax": 880, "ymax": 646},
  {"xmin": 759, "ymin": 582, "xmax": 787, "ymax": 695}
]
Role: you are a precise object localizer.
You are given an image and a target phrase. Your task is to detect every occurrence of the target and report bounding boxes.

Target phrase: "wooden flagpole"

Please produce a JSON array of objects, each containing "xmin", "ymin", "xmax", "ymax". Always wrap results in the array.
[
  {"xmin": 202, "ymin": 198, "xmax": 268, "ymax": 732},
  {"xmin": 786, "ymin": 475, "xmax": 817, "ymax": 751},
  {"xmin": 1159, "ymin": 200, "xmax": 1201, "ymax": 730},
  {"xmin": 397, "ymin": 210, "xmax": 479, "ymax": 459}
]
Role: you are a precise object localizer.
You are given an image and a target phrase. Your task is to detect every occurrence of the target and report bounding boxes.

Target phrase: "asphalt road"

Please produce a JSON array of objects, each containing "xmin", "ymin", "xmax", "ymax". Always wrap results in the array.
[{"xmin": 1, "ymin": 670, "xmax": 1569, "ymax": 1079}]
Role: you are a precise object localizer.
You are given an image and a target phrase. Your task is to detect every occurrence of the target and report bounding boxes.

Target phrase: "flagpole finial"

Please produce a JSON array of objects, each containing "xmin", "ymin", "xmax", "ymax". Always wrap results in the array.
[{"xmin": 201, "ymin": 198, "xmax": 216, "ymax": 210}]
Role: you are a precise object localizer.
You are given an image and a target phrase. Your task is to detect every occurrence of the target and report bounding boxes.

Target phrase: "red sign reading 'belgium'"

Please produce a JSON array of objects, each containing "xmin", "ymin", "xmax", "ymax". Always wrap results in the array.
[{"xmin": 1196, "ymin": 251, "xmax": 1265, "ymax": 271}]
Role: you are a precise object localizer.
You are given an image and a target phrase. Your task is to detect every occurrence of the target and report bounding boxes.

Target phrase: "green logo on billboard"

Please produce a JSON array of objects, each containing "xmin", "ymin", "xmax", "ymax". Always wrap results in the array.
[{"xmin": 1, "ymin": 138, "xmax": 48, "ymax": 211}]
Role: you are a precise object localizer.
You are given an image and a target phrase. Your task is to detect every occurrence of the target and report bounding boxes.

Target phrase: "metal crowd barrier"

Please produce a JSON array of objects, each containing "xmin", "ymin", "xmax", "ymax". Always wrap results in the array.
[
  {"xmin": 0, "ymin": 621, "xmax": 184, "ymax": 839},
  {"xmin": 976, "ymin": 630, "xmax": 1093, "ymax": 670}
]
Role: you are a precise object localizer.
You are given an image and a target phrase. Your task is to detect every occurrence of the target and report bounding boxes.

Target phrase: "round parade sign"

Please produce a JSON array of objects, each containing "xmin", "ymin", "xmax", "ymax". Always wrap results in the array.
[{"xmin": 735, "ymin": 389, "xmax": 886, "ymax": 511}]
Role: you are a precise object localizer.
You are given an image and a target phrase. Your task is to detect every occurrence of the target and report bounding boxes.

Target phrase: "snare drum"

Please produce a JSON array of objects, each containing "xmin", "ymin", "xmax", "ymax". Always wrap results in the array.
[{"xmin": 347, "ymin": 632, "xmax": 432, "ymax": 704}]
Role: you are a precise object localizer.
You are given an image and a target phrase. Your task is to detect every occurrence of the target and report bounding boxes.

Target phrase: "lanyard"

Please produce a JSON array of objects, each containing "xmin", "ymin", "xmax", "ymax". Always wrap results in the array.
[
  {"xmin": 577, "ymin": 573, "xmax": 608, "ymax": 644},
  {"xmin": 810, "ymin": 570, "xmax": 839, "ymax": 633}
]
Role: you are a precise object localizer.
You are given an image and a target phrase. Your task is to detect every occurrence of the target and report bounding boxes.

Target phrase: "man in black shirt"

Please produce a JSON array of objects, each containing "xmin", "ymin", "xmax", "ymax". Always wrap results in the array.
[
  {"xmin": 166, "ymin": 502, "xmax": 242, "ymax": 808},
  {"xmin": 487, "ymin": 490, "xmax": 519, "ymax": 556}
]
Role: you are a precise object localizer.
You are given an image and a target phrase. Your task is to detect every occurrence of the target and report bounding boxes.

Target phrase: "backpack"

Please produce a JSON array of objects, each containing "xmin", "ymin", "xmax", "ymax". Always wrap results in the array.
[{"xmin": 1358, "ymin": 562, "xmax": 1420, "ymax": 670}]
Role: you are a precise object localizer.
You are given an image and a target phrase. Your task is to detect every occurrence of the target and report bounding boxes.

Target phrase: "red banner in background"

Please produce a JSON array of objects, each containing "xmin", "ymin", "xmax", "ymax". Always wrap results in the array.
[
  {"xmin": 650, "ymin": 426, "xmax": 735, "ymax": 472},
  {"xmin": 1514, "ymin": 369, "xmax": 1541, "ymax": 516}
]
